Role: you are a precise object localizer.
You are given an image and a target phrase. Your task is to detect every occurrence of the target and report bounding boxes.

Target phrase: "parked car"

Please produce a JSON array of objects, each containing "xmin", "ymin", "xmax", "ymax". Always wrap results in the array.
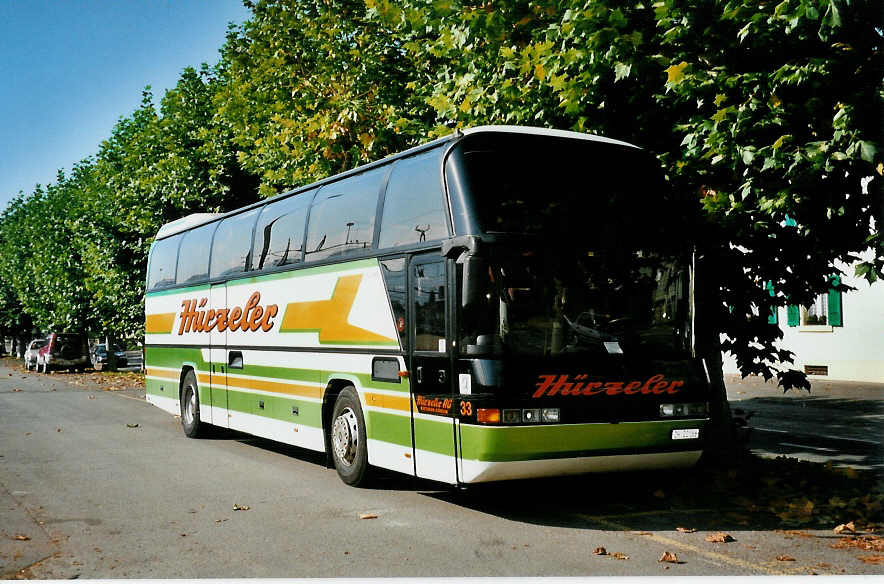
[
  {"xmin": 90, "ymin": 343, "xmax": 128, "ymax": 369},
  {"xmin": 36, "ymin": 333, "xmax": 89, "ymax": 373},
  {"xmin": 23, "ymin": 339, "xmax": 48, "ymax": 371}
]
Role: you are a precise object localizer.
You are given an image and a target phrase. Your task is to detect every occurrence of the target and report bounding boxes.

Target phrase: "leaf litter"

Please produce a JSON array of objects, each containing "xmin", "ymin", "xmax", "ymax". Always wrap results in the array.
[
  {"xmin": 705, "ymin": 532, "xmax": 735, "ymax": 543},
  {"xmin": 659, "ymin": 551, "xmax": 680, "ymax": 563}
]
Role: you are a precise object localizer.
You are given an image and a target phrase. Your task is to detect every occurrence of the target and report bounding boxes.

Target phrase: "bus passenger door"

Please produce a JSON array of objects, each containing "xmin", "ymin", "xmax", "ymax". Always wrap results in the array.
[
  {"xmin": 409, "ymin": 255, "xmax": 457, "ymax": 483},
  {"xmin": 209, "ymin": 283, "xmax": 228, "ymax": 428}
]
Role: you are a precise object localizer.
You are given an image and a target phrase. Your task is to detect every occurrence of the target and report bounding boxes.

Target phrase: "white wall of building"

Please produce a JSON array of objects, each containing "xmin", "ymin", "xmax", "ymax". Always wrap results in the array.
[{"xmin": 722, "ymin": 256, "xmax": 884, "ymax": 383}]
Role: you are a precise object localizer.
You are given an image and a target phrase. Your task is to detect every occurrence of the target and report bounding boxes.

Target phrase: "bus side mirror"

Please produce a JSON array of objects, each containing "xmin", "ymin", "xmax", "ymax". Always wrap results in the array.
[{"xmin": 459, "ymin": 252, "xmax": 487, "ymax": 309}]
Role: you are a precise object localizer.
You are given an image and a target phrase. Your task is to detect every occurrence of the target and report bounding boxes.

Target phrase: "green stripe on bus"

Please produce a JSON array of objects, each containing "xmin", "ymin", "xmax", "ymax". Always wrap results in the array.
[
  {"xmin": 145, "ymin": 346, "xmax": 409, "ymax": 393},
  {"xmin": 224, "ymin": 388, "xmax": 323, "ymax": 427},
  {"xmin": 459, "ymin": 420, "xmax": 705, "ymax": 462},
  {"xmin": 367, "ymin": 412, "xmax": 456, "ymax": 455},
  {"xmin": 145, "ymin": 283, "xmax": 211, "ymax": 297}
]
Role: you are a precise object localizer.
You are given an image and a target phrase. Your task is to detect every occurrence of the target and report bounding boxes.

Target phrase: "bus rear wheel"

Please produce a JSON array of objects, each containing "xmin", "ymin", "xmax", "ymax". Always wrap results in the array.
[
  {"xmin": 330, "ymin": 387, "xmax": 371, "ymax": 486},
  {"xmin": 181, "ymin": 370, "xmax": 207, "ymax": 438}
]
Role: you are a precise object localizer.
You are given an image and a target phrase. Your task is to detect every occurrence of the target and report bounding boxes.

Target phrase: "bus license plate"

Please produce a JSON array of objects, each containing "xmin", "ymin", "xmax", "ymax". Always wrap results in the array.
[{"xmin": 671, "ymin": 428, "xmax": 700, "ymax": 440}]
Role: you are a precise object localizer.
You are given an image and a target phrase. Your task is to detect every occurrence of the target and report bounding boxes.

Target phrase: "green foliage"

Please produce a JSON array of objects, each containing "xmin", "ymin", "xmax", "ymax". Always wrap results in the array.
[{"xmin": 215, "ymin": 0, "xmax": 431, "ymax": 196}]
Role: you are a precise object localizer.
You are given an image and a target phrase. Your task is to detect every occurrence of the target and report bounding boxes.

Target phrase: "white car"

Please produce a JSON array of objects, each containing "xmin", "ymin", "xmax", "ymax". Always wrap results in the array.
[{"xmin": 23, "ymin": 339, "xmax": 48, "ymax": 371}]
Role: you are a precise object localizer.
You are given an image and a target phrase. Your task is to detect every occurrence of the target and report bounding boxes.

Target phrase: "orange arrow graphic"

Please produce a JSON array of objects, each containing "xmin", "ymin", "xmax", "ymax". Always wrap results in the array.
[{"xmin": 279, "ymin": 274, "xmax": 397, "ymax": 345}]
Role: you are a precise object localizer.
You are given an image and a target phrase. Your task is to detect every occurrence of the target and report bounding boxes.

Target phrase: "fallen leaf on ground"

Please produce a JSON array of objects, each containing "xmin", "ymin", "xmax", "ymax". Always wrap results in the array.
[
  {"xmin": 359, "ymin": 513, "xmax": 378, "ymax": 520},
  {"xmin": 611, "ymin": 552, "xmax": 629, "ymax": 560},
  {"xmin": 780, "ymin": 530, "xmax": 812, "ymax": 538},
  {"xmin": 830, "ymin": 536, "xmax": 884, "ymax": 552},
  {"xmin": 659, "ymin": 551, "xmax": 679, "ymax": 563},
  {"xmin": 56, "ymin": 428, "xmax": 62, "ymax": 432},
  {"xmin": 233, "ymin": 504, "xmax": 250, "ymax": 511},
  {"xmin": 126, "ymin": 423, "xmax": 139, "ymax": 428},
  {"xmin": 834, "ymin": 521, "xmax": 856, "ymax": 534},
  {"xmin": 857, "ymin": 556, "xmax": 884, "ymax": 564},
  {"xmin": 593, "ymin": 547, "xmax": 607, "ymax": 556},
  {"xmin": 676, "ymin": 527, "xmax": 696, "ymax": 533},
  {"xmin": 12, "ymin": 535, "xmax": 30, "ymax": 541},
  {"xmin": 705, "ymin": 532, "xmax": 735, "ymax": 543},
  {"xmin": 636, "ymin": 531, "xmax": 652, "ymax": 536},
  {"xmin": 777, "ymin": 555, "xmax": 796, "ymax": 561}
]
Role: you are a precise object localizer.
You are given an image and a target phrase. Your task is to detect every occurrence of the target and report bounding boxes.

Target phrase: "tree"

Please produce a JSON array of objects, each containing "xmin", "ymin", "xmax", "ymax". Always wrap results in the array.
[
  {"xmin": 363, "ymin": 0, "xmax": 881, "ymax": 391},
  {"xmin": 214, "ymin": 0, "xmax": 433, "ymax": 196}
]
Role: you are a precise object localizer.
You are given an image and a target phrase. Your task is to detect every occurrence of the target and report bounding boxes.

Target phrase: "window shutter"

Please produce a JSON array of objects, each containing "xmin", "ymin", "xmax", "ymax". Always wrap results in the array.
[
  {"xmin": 765, "ymin": 281, "xmax": 778, "ymax": 324},
  {"xmin": 828, "ymin": 275, "xmax": 842, "ymax": 326},
  {"xmin": 787, "ymin": 305, "xmax": 800, "ymax": 326}
]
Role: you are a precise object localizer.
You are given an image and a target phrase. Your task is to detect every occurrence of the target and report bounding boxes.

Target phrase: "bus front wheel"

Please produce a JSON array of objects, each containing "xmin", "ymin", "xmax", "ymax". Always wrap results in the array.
[
  {"xmin": 181, "ymin": 371, "xmax": 207, "ymax": 438},
  {"xmin": 330, "ymin": 387, "xmax": 371, "ymax": 486}
]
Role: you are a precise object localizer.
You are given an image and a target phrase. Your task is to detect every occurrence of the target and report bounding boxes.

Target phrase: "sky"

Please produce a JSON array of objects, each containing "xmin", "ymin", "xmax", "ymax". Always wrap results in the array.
[{"xmin": 0, "ymin": 0, "xmax": 253, "ymax": 211}]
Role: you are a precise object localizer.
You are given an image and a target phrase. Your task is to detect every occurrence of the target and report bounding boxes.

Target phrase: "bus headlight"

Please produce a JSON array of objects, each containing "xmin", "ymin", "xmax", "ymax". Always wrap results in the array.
[
  {"xmin": 522, "ymin": 409, "xmax": 541, "ymax": 423},
  {"xmin": 660, "ymin": 403, "xmax": 707, "ymax": 417},
  {"xmin": 502, "ymin": 409, "xmax": 521, "ymax": 424},
  {"xmin": 541, "ymin": 408, "xmax": 560, "ymax": 423}
]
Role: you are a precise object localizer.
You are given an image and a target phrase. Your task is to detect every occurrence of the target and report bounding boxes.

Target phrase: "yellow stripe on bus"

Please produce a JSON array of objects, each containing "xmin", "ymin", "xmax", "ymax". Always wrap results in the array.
[
  {"xmin": 364, "ymin": 392, "xmax": 412, "ymax": 413},
  {"xmin": 145, "ymin": 367, "xmax": 180, "ymax": 381},
  {"xmin": 280, "ymin": 274, "xmax": 396, "ymax": 344},
  {"xmin": 153, "ymin": 368, "xmax": 407, "ymax": 413},
  {"xmin": 196, "ymin": 372, "xmax": 321, "ymax": 400},
  {"xmin": 145, "ymin": 313, "xmax": 177, "ymax": 334}
]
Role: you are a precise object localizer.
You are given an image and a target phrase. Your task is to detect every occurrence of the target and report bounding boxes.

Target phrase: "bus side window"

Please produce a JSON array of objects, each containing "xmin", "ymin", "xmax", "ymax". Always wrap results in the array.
[
  {"xmin": 210, "ymin": 208, "xmax": 259, "ymax": 278},
  {"xmin": 380, "ymin": 258, "xmax": 407, "ymax": 351},
  {"xmin": 176, "ymin": 222, "xmax": 216, "ymax": 285},
  {"xmin": 414, "ymin": 261, "xmax": 446, "ymax": 352},
  {"xmin": 305, "ymin": 167, "xmax": 385, "ymax": 263},
  {"xmin": 378, "ymin": 149, "xmax": 449, "ymax": 249},
  {"xmin": 146, "ymin": 234, "xmax": 181, "ymax": 291},
  {"xmin": 253, "ymin": 191, "xmax": 313, "ymax": 271}
]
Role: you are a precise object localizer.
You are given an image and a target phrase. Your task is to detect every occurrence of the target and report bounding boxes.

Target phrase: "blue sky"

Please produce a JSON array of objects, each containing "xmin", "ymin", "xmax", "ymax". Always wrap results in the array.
[{"xmin": 0, "ymin": 0, "xmax": 252, "ymax": 211}]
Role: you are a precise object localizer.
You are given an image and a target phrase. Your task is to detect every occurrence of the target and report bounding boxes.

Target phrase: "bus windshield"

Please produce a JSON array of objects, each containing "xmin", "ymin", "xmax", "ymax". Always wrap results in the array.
[
  {"xmin": 451, "ymin": 133, "xmax": 694, "ymax": 360},
  {"xmin": 459, "ymin": 247, "xmax": 691, "ymax": 360}
]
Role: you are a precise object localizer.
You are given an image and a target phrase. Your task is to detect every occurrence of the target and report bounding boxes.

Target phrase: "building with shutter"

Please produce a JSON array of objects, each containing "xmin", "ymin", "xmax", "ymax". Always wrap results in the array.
[{"xmin": 722, "ymin": 252, "xmax": 884, "ymax": 383}]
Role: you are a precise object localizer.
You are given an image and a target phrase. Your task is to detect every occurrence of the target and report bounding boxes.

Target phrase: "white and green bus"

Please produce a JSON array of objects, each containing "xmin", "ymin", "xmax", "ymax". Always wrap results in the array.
[{"xmin": 145, "ymin": 126, "xmax": 710, "ymax": 486}]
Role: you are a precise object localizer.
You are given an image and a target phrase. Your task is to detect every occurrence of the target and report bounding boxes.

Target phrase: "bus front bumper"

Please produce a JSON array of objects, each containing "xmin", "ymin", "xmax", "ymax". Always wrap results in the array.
[{"xmin": 457, "ymin": 418, "xmax": 706, "ymax": 484}]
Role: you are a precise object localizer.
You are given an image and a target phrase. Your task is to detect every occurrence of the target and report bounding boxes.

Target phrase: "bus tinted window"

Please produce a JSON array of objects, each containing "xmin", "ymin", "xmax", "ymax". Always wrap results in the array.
[
  {"xmin": 210, "ymin": 208, "xmax": 259, "ymax": 278},
  {"xmin": 414, "ymin": 261, "xmax": 446, "ymax": 351},
  {"xmin": 305, "ymin": 168, "xmax": 384, "ymax": 263},
  {"xmin": 380, "ymin": 258, "xmax": 407, "ymax": 350},
  {"xmin": 146, "ymin": 235, "xmax": 181, "ymax": 290},
  {"xmin": 176, "ymin": 222, "xmax": 215, "ymax": 285},
  {"xmin": 378, "ymin": 149, "xmax": 448, "ymax": 248},
  {"xmin": 253, "ymin": 191, "xmax": 313, "ymax": 271}
]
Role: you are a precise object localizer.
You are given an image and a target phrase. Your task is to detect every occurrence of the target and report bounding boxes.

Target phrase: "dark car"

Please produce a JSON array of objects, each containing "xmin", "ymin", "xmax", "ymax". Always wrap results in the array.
[
  {"xmin": 36, "ymin": 333, "xmax": 90, "ymax": 373},
  {"xmin": 91, "ymin": 343, "xmax": 128, "ymax": 369}
]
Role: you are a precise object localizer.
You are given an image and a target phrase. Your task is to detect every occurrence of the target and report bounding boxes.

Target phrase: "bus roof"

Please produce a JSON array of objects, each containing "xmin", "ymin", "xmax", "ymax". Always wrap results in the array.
[{"xmin": 152, "ymin": 125, "xmax": 643, "ymax": 241}]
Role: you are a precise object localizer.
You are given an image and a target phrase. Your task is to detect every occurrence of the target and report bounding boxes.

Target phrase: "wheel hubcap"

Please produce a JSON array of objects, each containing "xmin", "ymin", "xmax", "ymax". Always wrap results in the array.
[
  {"xmin": 183, "ymin": 387, "xmax": 196, "ymax": 425},
  {"xmin": 331, "ymin": 408, "xmax": 359, "ymax": 466}
]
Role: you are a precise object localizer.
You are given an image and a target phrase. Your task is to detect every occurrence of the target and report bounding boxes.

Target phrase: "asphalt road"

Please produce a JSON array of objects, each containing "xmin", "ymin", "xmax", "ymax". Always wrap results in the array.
[
  {"xmin": 1, "ymin": 362, "xmax": 881, "ymax": 578},
  {"xmin": 727, "ymin": 374, "xmax": 884, "ymax": 470}
]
